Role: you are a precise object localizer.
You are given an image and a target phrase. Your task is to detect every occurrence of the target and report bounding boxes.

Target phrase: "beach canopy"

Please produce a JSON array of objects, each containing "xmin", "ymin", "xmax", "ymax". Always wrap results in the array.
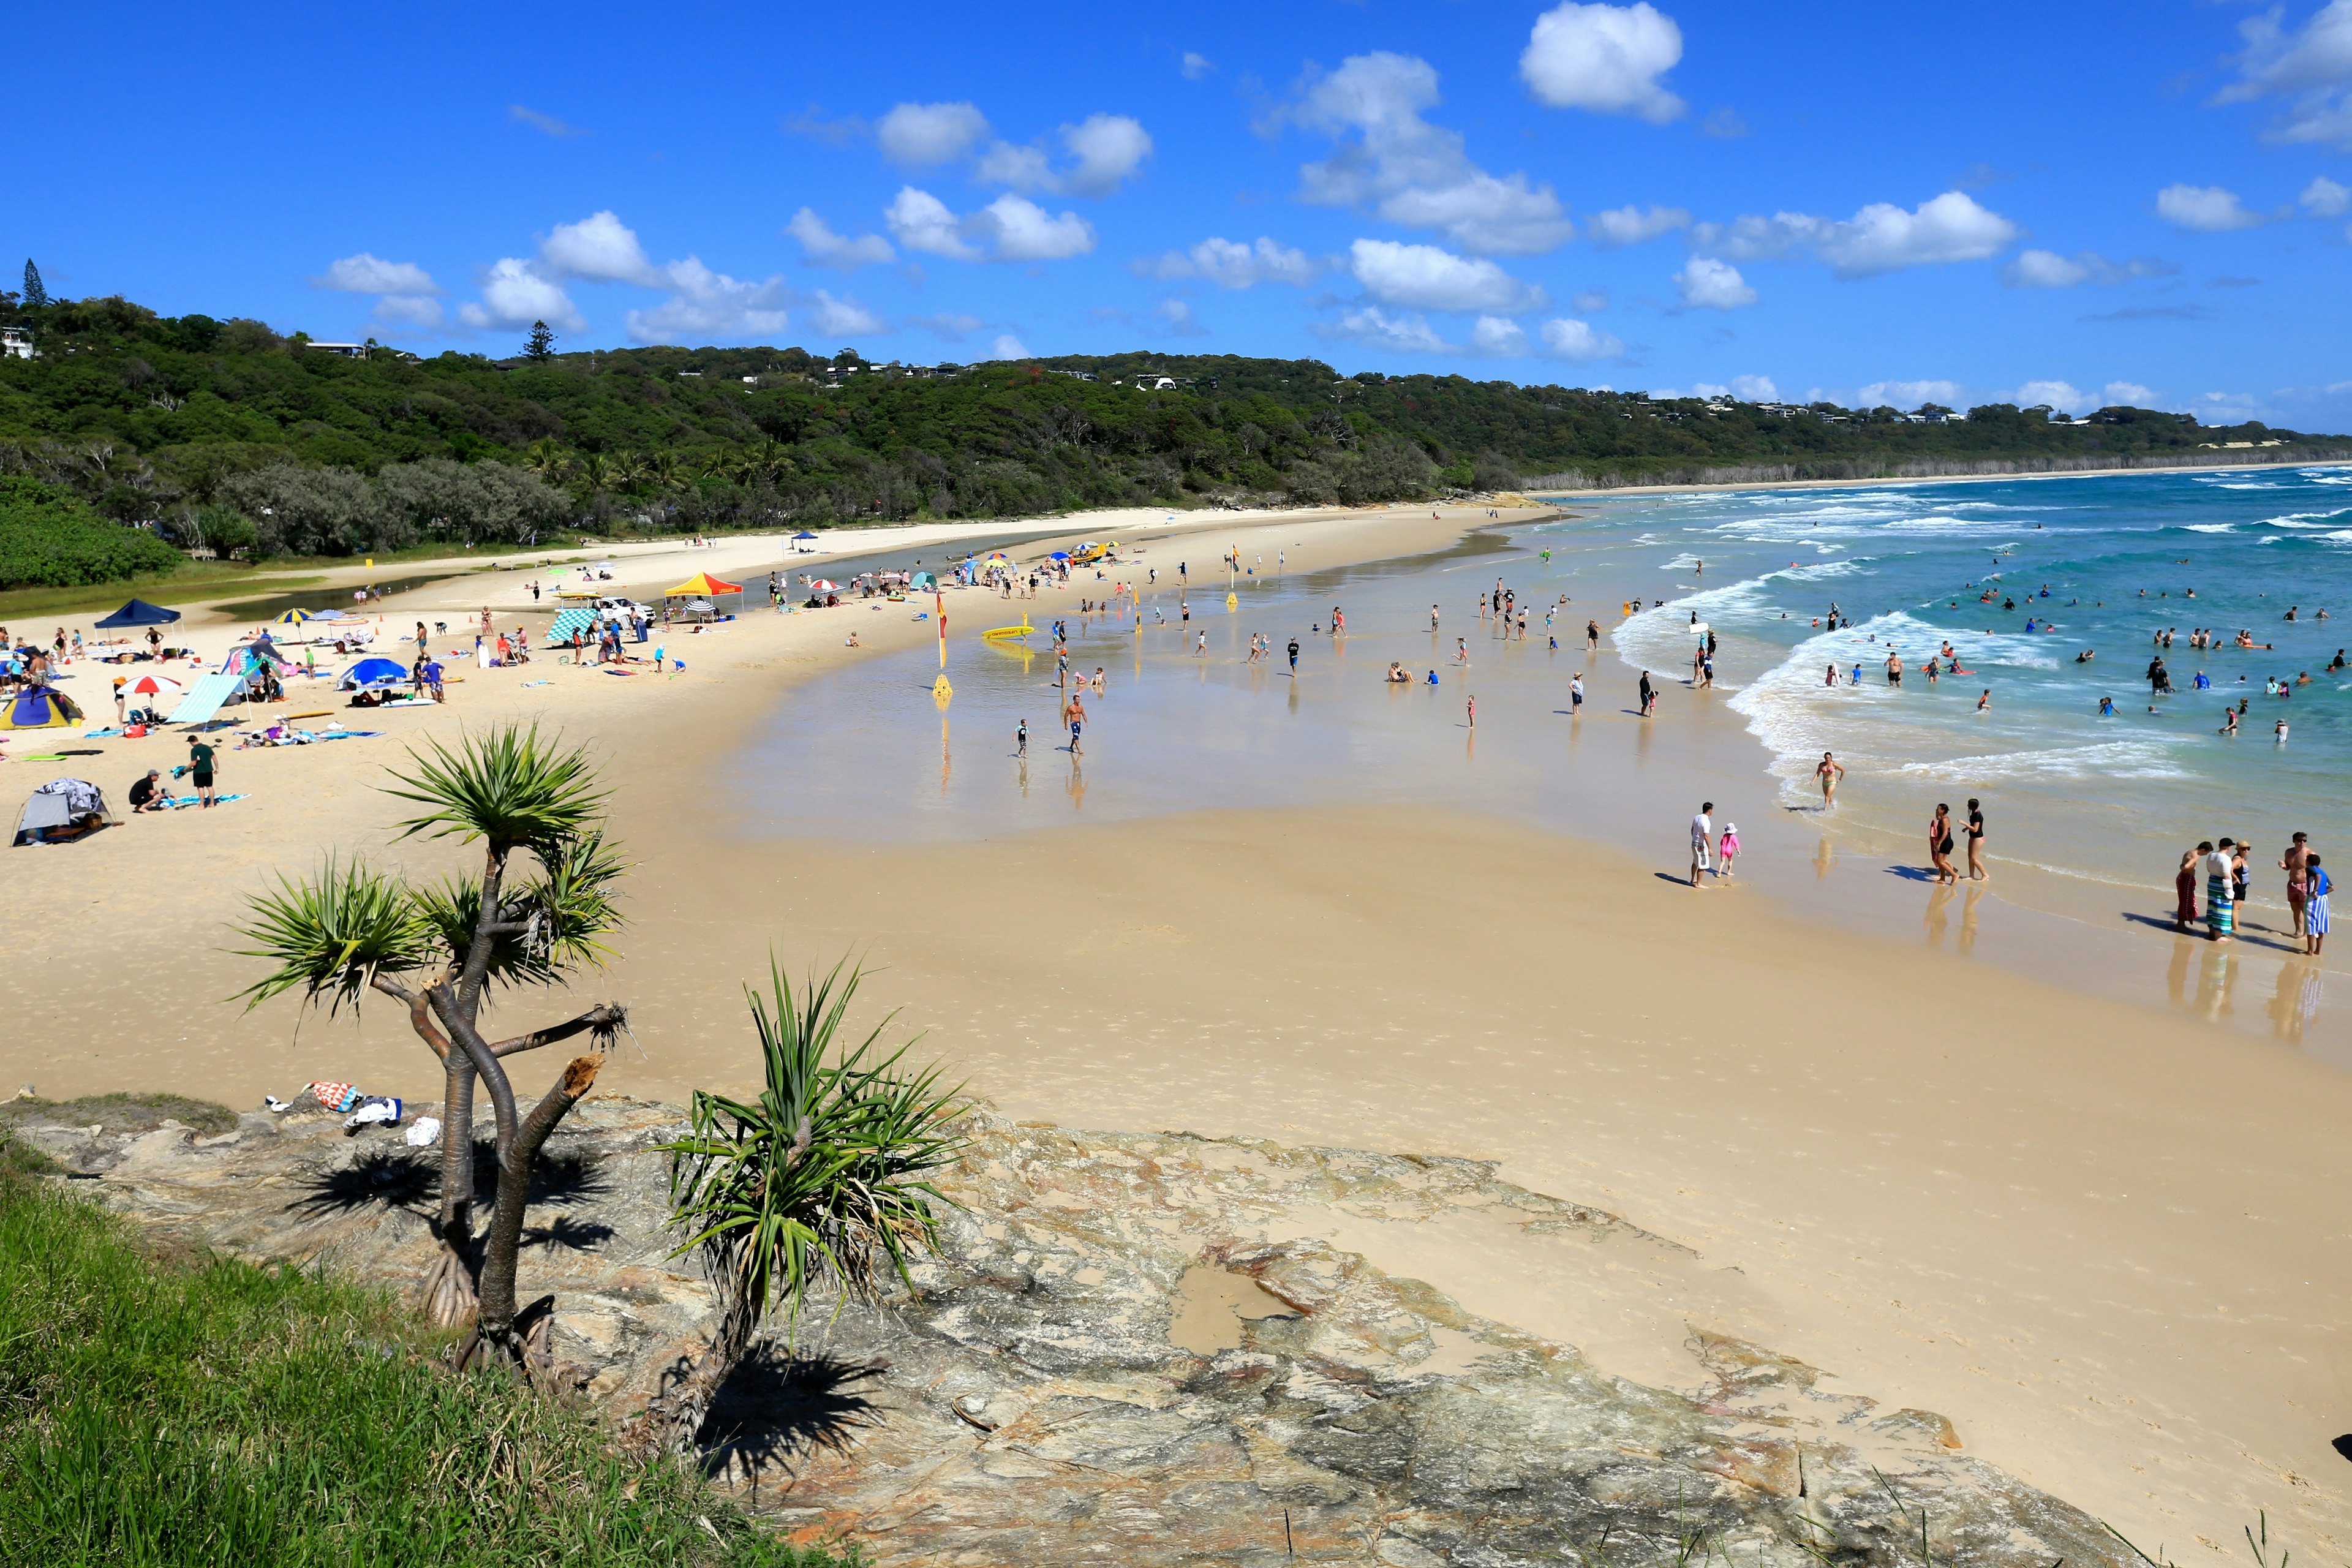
[
  {"xmin": 337, "ymin": 657, "xmax": 410, "ymax": 691},
  {"xmin": 543, "ymin": 608, "xmax": 597, "ymax": 648},
  {"xmin": 665, "ymin": 571, "xmax": 744, "ymax": 598},
  {"xmin": 15, "ymin": 778, "xmax": 112, "ymax": 846},
  {"xmin": 0, "ymin": 685, "xmax": 84, "ymax": 731},
  {"xmin": 165, "ymin": 671, "xmax": 251, "ymax": 726},
  {"xmin": 792, "ymin": 530, "xmax": 819, "ymax": 548},
  {"xmin": 93, "ymin": 598, "xmax": 181, "ymax": 629}
]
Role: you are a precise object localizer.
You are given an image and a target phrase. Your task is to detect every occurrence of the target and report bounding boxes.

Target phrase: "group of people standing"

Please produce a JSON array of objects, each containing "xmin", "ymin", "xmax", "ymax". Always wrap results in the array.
[{"xmin": 2177, "ymin": 832, "xmax": 2329, "ymax": 953}]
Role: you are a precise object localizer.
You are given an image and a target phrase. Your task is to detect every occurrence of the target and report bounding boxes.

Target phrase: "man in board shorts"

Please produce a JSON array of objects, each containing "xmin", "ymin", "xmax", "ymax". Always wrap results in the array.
[{"xmin": 187, "ymin": 736, "xmax": 218, "ymax": 808}]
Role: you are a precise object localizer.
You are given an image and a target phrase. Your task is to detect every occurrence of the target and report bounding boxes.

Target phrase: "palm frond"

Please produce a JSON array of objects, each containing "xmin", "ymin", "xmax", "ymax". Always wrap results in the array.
[
  {"xmin": 231, "ymin": 856, "xmax": 436, "ymax": 1012},
  {"xmin": 659, "ymin": 957, "xmax": 967, "ymax": 1337},
  {"xmin": 383, "ymin": 723, "xmax": 606, "ymax": 851}
]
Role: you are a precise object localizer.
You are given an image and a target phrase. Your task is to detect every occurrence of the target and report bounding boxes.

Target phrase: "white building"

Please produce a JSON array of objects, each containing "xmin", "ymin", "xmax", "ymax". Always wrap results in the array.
[{"xmin": 1, "ymin": 324, "xmax": 34, "ymax": 359}]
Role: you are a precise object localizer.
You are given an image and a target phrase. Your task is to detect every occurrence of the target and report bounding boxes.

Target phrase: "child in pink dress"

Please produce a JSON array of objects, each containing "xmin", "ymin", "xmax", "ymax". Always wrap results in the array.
[{"xmin": 1717, "ymin": 821, "xmax": 1740, "ymax": 878}]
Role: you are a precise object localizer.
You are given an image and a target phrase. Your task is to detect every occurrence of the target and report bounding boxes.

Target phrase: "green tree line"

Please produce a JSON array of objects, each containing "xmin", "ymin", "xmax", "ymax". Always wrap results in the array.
[{"xmin": 0, "ymin": 289, "xmax": 2340, "ymax": 576}]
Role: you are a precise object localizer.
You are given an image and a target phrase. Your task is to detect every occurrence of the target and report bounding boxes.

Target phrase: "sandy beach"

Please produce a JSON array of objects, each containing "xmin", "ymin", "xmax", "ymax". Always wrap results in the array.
[{"xmin": 7, "ymin": 495, "xmax": 2348, "ymax": 1559}]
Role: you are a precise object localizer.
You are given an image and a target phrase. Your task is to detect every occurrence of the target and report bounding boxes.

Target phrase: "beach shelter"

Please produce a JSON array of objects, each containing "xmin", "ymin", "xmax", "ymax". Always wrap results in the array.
[
  {"xmin": 792, "ymin": 530, "xmax": 819, "ymax": 551},
  {"xmin": 272, "ymin": 608, "xmax": 315, "ymax": 626},
  {"xmin": 14, "ymin": 778, "xmax": 113, "ymax": 846},
  {"xmin": 337, "ymin": 657, "xmax": 410, "ymax": 691},
  {"xmin": 910, "ymin": 571, "xmax": 938, "ymax": 591},
  {"xmin": 165, "ymin": 671, "xmax": 251, "ymax": 726},
  {"xmin": 92, "ymin": 598, "xmax": 181, "ymax": 630},
  {"xmin": 0, "ymin": 685, "xmax": 83, "ymax": 730},
  {"xmin": 543, "ymin": 608, "xmax": 598, "ymax": 649},
  {"xmin": 665, "ymin": 571, "xmax": 743, "ymax": 618}
]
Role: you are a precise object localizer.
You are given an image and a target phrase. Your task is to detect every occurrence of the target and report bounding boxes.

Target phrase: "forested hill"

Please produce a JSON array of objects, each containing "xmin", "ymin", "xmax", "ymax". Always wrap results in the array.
[{"xmin": 0, "ymin": 292, "xmax": 2343, "ymax": 565}]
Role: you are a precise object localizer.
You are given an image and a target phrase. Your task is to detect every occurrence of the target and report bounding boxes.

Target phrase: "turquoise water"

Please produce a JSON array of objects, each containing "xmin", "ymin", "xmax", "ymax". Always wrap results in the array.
[{"xmin": 1564, "ymin": 466, "xmax": 2352, "ymax": 893}]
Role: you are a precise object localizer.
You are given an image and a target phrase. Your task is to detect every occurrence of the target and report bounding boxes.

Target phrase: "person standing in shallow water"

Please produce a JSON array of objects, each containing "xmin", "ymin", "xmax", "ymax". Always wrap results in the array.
[
  {"xmin": 2174, "ymin": 848, "xmax": 2199, "ymax": 932},
  {"xmin": 1929, "ymin": 803, "xmax": 1958, "ymax": 885},
  {"xmin": 1965, "ymin": 797, "xmax": 1988, "ymax": 881},
  {"xmin": 2281, "ymin": 832, "xmax": 2312, "ymax": 937},
  {"xmin": 2204, "ymin": 838, "xmax": 2236, "ymax": 941},
  {"xmin": 1816, "ymin": 752, "xmax": 1845, "ymax": 809}
]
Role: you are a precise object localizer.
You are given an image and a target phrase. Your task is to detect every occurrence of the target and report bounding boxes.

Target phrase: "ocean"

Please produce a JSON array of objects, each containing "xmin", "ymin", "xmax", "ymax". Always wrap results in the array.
[{"xmin": 1561, "ymin": 466, "xmax": 2352, "ymax": 900}]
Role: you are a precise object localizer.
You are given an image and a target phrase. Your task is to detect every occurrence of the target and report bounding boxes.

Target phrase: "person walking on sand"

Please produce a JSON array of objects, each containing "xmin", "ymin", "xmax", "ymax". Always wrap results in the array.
[
  {"xmin": 1466, "ymin": 693, "xmax": 1476, "ymax": 728},
  {"xmin": 1431, "ymin": 604, "xmax": 1440, "ymax": 631},
  {"xmin": 1717, "ymin": 820, "xmax": 1740, "ymax": 879},
  {"xmin": 2174, "ymin": 848, "xmax": 2200, "ymax": 932},
  {"xmin": 2282, "ymin": 832, "xmax": 2313, "ymax": 936},
  {"xmin": 1586, "ymin": 619, "xmax": 1600, "ymax": 653},
  {"xmin": 2305, "ymin": 855, "xmax": 2331, "ymax": 954},
  {"xmin": 1017, "ymin": 719, "xmax": 1028, "ymax": 758},
  {"xmin": 1929, "ymin": 803, "xmax": 1958, "ymax": 884},
  {"xmin": 1965, "ymin": 797, "xmax": 1988, "ymax": 880},
  {"xmin": 187, "ymin": 734, "xmax": 218, "ymax": 809},
  {"xmin": 1287, "ymin": 637, "xmax": 1300, "ymax": 675},
  {"xmin": 2204, "ymin": 838, "xmax": 2236, "ymax": 941},
  {"xmin": 1816, "ymin": 752, "xmax": 1845, "ymax": 809},
  {"xmin": 1569, "ymin": 672, "xmax": 1585, "ymax": 715},
  {"xmin": 1691, "ymin": 801, "xmax": 1714, "ymax": 887},
  {"xmin": 1638, "ymin": 670, "xmax": 1656, "ymax": 715}
]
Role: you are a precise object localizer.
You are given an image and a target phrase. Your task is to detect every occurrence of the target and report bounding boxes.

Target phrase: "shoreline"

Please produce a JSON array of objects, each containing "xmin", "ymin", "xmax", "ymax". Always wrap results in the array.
[{"xmin": 1532, "ymin": 451, "xmax": 2352, "ymax": 500}]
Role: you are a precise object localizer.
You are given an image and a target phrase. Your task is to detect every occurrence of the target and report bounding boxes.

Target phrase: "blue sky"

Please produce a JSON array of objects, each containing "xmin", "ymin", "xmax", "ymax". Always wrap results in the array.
[{"xmin": 20, "ymin": 1, "xmax": 2352, "ymax": 426}]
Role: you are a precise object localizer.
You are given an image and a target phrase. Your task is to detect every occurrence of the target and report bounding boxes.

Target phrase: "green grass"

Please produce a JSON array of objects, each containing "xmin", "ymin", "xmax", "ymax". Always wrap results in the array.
[
  {"xmin": 0, "ymin": 565, "xmax": 332, "ymax": 621},
  {"xmin": 0, "ymin": 1161, "xmax": 848, "ymax": 1567}
]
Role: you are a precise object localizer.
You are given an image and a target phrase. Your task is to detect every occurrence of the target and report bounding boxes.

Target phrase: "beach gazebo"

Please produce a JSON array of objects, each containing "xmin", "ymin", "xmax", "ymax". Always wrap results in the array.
[
  {"xmin": 792, "ymin": 530, "xmax": 820, "ymax": 552},
  {"xmin": 665, "ymin": 571, "xmax": 744, "ymax": 621},
  {"xmin": 93, "ymin": 598, "xmax": 182, "ymax": 630}
]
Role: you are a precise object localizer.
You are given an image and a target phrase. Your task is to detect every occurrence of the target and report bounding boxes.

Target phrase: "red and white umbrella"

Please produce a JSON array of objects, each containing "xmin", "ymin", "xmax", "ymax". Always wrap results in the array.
[
  {"xmin": 129, "ymin": 674, "xmax": 183, "ymax": 696},
  {"xmin": 809, "ymin": 579, "xmax": 841, "ymax": 592}
]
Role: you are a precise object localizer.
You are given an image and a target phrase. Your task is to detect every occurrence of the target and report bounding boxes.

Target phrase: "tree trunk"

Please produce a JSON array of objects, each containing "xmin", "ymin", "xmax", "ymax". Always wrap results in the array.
[
  {"xmin": 465, "ymin": 1053, "xmax": 601, "ymax": 1367},
  {"xmin": 421, "ymin": 1050, "xmax": 480, "ymax": 1327},
  {"xmin": 619, "ymin": 1254, "xmax": 761, "ymax": 1459}
]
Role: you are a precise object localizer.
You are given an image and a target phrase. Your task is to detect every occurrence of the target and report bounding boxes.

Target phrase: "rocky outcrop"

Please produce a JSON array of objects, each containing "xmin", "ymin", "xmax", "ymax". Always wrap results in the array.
[{"xmin": 30, "ymin": 1096, "xmax": 2127, "ymax": 1568}]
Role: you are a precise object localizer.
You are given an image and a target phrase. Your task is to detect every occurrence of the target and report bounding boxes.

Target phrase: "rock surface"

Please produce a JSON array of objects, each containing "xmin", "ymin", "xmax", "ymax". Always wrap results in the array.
[{"xmin": 45, "ymin": 1096, "xmax": 2128, "ymax": 1568}]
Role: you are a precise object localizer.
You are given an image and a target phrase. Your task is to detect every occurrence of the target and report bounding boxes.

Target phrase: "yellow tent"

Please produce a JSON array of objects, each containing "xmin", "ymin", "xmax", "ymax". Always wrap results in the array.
[{"xmin": 664, "ymin": 571, "xmax": 744, "ymax": 598}]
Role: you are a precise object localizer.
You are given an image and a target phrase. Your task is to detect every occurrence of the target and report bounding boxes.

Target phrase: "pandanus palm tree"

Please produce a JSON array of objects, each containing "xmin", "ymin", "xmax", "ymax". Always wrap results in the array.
[
  {"xmin": 521, "ymin": 437, "xmax": 572, "ymax": 484},
  {"xmin": 621, "ymin": 959, "xmax": 965, "ymax": 1458},
  {"xmin": 235, "ymin": 725, "xmax": 629, "ymax": 1366}
]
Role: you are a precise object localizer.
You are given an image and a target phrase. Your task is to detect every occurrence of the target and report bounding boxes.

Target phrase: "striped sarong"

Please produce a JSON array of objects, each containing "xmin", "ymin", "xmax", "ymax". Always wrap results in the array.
[{"xmin": 2206, "ymin": 875, "xmax": 2234, "ymax": 937}]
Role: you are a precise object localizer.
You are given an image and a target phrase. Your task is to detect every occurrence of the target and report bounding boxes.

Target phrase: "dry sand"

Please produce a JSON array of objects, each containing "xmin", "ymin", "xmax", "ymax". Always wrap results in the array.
[{"xmin": 6, "ymin": 497, "xmax": 2347, "ymax": 1558}]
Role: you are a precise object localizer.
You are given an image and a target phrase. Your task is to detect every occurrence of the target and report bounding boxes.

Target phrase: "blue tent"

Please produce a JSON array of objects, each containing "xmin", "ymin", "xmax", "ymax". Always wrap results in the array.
[
  {"xmin": 94, "ymin": 598, "xmax": 182, "ymax": 629},
  {"xmin": 337, "ymin": 657, "xmax": 410, "ymax": 691}
]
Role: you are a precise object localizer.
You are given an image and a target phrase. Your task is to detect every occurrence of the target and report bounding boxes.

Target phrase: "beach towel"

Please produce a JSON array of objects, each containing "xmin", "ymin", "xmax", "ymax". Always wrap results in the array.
[
  {"xmin": 2206, "ymin": 874, "xmax": 2234, "ymax": 937},
  {"xmin": 162, "ymin": 792, "xmax": 247, "ymax": 809},
  {"xmin": 305, "ymin": 1081, "xmax": 361, "ymax": 1113}
]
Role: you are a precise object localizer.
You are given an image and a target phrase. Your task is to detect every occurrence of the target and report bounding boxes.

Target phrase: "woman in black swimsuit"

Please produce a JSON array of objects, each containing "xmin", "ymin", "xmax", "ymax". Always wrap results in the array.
[{"xmin": 1929, "ymin": 802, "xmax": 1958, "ymax": 884}]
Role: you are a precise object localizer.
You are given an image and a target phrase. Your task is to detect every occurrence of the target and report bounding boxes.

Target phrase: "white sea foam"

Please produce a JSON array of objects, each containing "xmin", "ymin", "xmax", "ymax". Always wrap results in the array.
[
  {"xmin": 2185, "ymin": 522, "xmax": 2237, "ymax": 533},
  {"xmin": 1891, "ymin": 740, "xmax": 2193, "ymax": 783}
]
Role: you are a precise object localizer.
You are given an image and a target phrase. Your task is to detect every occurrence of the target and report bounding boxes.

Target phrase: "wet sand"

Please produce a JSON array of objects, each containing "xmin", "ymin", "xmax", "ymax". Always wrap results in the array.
[{"xmin": 9, "ymin": 497, "xmax": 2348, "ymax": 1557}]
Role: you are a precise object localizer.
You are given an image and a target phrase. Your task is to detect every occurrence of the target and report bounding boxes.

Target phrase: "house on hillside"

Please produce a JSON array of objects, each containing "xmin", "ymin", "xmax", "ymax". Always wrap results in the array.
[{"xmin": 1, "ymin": 325, "xmax": 33, "ymax": 359}]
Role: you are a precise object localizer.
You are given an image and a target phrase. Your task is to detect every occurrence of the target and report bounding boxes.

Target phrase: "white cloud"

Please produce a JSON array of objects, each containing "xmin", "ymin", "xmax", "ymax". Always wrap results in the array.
[
  {"xmin": 974, "ymin": 141, "xmax": 1055, "ymax": 190},
  {"xmin": 787, "ymin": 208, "xmax": 895, "ymax": 270},
  {"xmin": 2302, "ymin": 174, "xmax": 2352, "ymax": 216},
  {"xmin": 878, "ymin": 101, "xmax": 992, "ymax": 165},
  {"xmin": 1325, "ymin": 306, "xmax": 1454, "ymax": 354},
  {"xmin": 1140, "ymin": 236, "xmax": 1323, "ymax": 287},
  {"xmin": 509, "ymin": 105, "xmax": 585, "ymax": 138},
  {"xmin": 372, "ymin": 295, "xmax": 443, "ymax": 329},
  {"xmin": 1570, "ymin": 288, "xmax": 1610, "ymax": 312},
  {"xmin": 622, "ymin": 257, "xmax": 789, "ymax": 344},
  {"xmin": 1520, "ymin": 1, "xmax": 1687, "ymax": 123},
  {"xmin": 1691, "ymin": 190, "xmax": 2019, "ymax": 277},
  {"xmin": 1060, "ymin": 115, "xmax": 1153, "ymax": 196},
  {"xmin": 1351, "ymin": 238, "xmax": 1547, "ymax": 312},
  {"xmin": 1729, "ymin": 374, "xmax": 1779, "ymax": 402},
  {"xmin": 2002, "ymin": 248, "xmax": 2174, "ymax": 287},
  {"xmin": 459, "ymin": 258, "xmax": 584, "ymax": 333},
  {"xmin": 540, "ymin": 210, "xmax": 663, "ymax": 285},
  {"xmin": 2217, "ymin": 0, "xmax": 2352, "ymax": 150},
  {"xmin": 2011, "ymin": 379, "xmax": 2091, "ymax": 414},
  {"xmin": 1470, "ymin": 316, "xmax": 1529, "ymax": 355},
  {"xmin": 1181, "ymin": 51, "xmax": 1214, "ymax": 79},
  {"xmin": 806, "ymin": 290, "xmax": 886, "ymax": 336},
  {"xmin": 908, "ymin": 312, "xmax": 985, "ymax": 341},
  {"xmin": 1539, "ymin": 317, "xmax": 1626, "ymax": 360},
  {"xmin": 315, "ymin": 254, "xmax": 440, "ymax": 295},
  {"xmin": 2104, "ymin": 380, "xmax": 2159, "ymax": 407},
  {"xmin": 2155, "ymin": 183, "xmax": 2266, "ymax": 232},
  {"xmin": 1675, "ymin": 256, "xmax": 1756, "ymax": 309},
  {"xmin": 886, "ymin": 187, "xmax": 981, "ymax": 259},
  {"xmin": 1156, "ymin": 298, "xmax": 1207, "ymax": 337},
  {"xmin": 1588, "ymin": 204, "xmax": 1691, "ymax": 247},
  {"xmin": 1291, "ymin": 51, "xmax": 1576, "ymax": 254},
  {"xmin": 1857, "ymin": 379, "xmax": 1964, "ymax": 409},
  {"xmin": 974, "ymin": 194, "xmax": 1095, "ymax": 260},
  {"xmin": 981, "ymin": 333, "xmax": 1031, "ymax": 360}
]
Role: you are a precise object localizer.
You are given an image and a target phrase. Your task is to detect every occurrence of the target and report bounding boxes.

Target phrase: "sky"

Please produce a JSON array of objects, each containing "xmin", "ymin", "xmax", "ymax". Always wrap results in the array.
[{"xmin": 17, "ymin": 1, "xmax": 2352, "ymax": 426}]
